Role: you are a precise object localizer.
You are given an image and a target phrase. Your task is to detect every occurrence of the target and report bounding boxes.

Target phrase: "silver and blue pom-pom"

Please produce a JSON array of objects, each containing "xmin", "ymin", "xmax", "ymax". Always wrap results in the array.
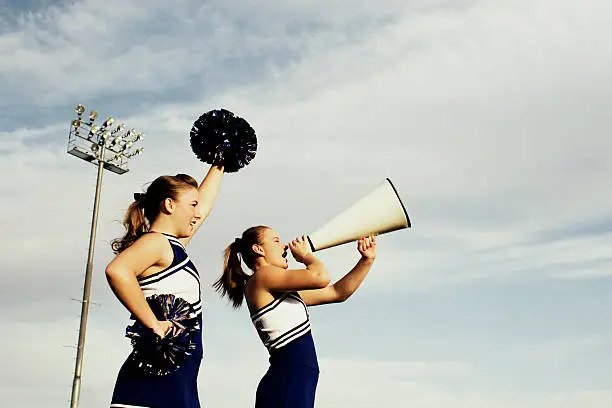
[
  {"xmin": 189, "ymin": 109, "xmax": 257, "ymax": 173},
  {"xmin": 125, "ymin": 294, "xmax": 200, "ymax": 376}
]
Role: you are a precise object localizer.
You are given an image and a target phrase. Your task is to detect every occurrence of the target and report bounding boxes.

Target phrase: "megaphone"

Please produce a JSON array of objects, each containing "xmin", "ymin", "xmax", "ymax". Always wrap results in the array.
[{"xmin": 306, "ymin": 178, "xmax": 411, "ymax": 251}]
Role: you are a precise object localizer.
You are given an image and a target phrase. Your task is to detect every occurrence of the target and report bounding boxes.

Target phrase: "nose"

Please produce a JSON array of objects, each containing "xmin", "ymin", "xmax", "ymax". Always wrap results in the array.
[{"xmin": 194, "ymin": 207, "xmax": 202, "ymax": 219}]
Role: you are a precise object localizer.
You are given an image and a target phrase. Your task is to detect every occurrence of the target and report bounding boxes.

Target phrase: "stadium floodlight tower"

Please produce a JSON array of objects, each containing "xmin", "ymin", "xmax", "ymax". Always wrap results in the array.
[{"xmin": 66, "ymin": 103, "xmax": 144, "ymax": 408}]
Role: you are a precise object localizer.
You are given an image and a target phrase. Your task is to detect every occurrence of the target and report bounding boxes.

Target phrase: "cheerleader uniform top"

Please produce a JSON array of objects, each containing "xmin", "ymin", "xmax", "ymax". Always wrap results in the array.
[
  {"xmin": 137, "ymin": 233, "xmax": 202, "ymax": 317},
  {"xmin": 135, "ymin": 232, "xmax": 203, "ymax": 355},
  {"xmin": 250, "ymin": 291, "xmax": 318, "ymax": 368}
]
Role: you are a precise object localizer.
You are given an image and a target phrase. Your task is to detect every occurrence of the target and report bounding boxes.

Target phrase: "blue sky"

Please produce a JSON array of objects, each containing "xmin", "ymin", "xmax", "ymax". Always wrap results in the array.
[{"xmin": 1, "ymin": 0, "xmax": 611, "ymax": 407}]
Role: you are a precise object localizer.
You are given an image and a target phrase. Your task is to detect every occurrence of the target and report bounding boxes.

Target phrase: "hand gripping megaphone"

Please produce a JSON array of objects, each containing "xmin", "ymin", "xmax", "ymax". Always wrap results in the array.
[{"xmin": 306, "ymin": 178, "xmax": 411, "ymax": 252}]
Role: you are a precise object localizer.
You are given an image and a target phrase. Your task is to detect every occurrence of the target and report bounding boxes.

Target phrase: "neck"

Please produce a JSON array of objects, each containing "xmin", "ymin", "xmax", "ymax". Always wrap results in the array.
[
  {"xmin": 253, "ymin": 258, "xmax": 269, "ymax": 272},
  {"xmin": 149, "ymin": 216, "xmax": 179, "ymax": 237}
]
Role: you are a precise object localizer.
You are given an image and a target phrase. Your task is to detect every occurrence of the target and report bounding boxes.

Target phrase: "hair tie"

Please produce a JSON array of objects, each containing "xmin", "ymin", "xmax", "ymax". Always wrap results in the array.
[
  {"xmin": 133, "ymin": 192, "xmax": 146, "ymax": 201},
  {"xmin": 233, "ymin": 237, "xmax": 242, "ymax": 247}
]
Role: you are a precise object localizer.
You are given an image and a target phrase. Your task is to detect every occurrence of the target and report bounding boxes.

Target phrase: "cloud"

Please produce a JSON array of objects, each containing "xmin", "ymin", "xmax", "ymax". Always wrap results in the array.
[
  {"xmin": 0, "ymin": 0, "xmax": 427, "ymax": 112},
  {"xmin": 1, "ymin": 0, "xmax": 611, "ymax": 407}
]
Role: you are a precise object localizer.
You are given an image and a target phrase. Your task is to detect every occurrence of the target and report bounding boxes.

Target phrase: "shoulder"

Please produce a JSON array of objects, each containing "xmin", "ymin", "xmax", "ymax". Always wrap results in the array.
[
  {"xmin": 126, "ymin": 232, "xmax": 172, "ymax": 258},
  {"xmin": 134, "ymin": 232, "xmax": 169, "ymax": 247},
  {"xmin": 108, "ymin": 232, "xmax": 174, "ymax": 273}
]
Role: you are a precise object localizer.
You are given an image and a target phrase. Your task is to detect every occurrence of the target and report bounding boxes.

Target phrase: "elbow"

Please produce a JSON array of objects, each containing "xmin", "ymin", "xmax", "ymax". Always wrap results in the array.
[
  {"xmin": 105, "ymin": 264, "xmax": 124, "ymax": 284},
  {"xmin": 314, "ymin": 269, "xmax": 331, "ymax": 288},
  {"xmin": 105, "ymin": 265, "xmax": 116, "ymax": 283},
  {"xmin": 335, "ymin": 287, "xmax": 350, "ymax": 303},
  {"xmin": 336, "ymin": 292, "xmax": 350, "ymax": 303},
  {"xmin": 330, "ymin": 284, "xmax": 351, "ymax": 303}
]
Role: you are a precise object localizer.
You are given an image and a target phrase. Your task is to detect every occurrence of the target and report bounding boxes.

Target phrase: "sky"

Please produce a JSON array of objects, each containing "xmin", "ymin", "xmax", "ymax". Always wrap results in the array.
[{"xmin": 1, "ymin": 0, "xmax": 611, "ymax": 407}]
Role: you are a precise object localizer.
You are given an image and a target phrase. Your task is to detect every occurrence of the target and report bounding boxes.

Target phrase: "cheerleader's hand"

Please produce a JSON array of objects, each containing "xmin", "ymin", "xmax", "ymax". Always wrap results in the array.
[
  {"xmin": 152, "ymin": 320, "xmax": 174, "ymax": 339},
  {"xmin": 289, "ymin": 235, "xmax": 313, "ymax": 264},
  {"xmin": 358, "ymin": 235, "xmax": 377, "ymax": 260}
]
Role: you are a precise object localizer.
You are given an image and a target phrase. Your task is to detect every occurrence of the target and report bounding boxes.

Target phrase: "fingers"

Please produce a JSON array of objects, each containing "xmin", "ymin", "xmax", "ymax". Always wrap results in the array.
[
  {"xmin": 163, "ymin": 321, "xmax": 175, "ymax": 337},
  {"xmin": 357, "ymin": 235, "xmax": 377, "ymax": 251},
  {"xmin": 153, "ymin": 320, "xmax": 185, "ymax": 339},
  {"xmin": 170, "ymin": 320, "xmax": 185, "ymax": 336},
  {"xmin": 166, "ymin": 321, "xmax": 182, "ymax": 337},
  {"xmin": 289, "ymin": 235, "xmax": 309, "ymax": 248},
  {"xmin": 358, "ymin": 235, "xmax": 372, "ymax": 245},
  {"xmin": 366, "ymin": 235, "xmax": 376, "ymax": 245},
  {"xmin": 162, "ymin": 322, "xmax": 172, "ymax": 337}
]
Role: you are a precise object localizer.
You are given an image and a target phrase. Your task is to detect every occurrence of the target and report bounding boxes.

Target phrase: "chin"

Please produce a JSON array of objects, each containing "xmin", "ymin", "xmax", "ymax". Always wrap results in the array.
[{"xmin": 177, "ymin": 229, "xmax": 192, "ymax": 239}]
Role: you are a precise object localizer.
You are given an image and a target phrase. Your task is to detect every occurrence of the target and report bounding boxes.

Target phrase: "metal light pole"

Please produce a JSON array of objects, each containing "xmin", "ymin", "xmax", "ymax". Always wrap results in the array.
[{"xmin": 66, "ymin": 104, "xmax": 144, "ymax": 408}]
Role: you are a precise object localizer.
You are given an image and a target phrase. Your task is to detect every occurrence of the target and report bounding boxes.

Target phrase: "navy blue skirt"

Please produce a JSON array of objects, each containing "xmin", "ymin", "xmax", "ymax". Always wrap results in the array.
[
  {"xmin": 110, "ymin": 323, "xmax": 203, "ymax": 408},
  {"xmin": 255, "ymin": 331, "xmax": 320, "ymax": 408}
]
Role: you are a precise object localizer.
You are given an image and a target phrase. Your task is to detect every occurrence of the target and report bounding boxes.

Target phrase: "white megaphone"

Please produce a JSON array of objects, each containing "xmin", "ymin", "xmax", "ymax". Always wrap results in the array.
[{"xmin": 306, "ymin": 178, "xmax": 411, "ymax": 251}]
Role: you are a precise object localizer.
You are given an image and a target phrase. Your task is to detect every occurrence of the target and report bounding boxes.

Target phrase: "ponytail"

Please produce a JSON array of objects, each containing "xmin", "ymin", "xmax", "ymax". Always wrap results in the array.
[
  {"xmin": 110, "ymin": 194, "xmax": 148, "ymax": 254},
  {"xmin": 213, "ymin": 226, "xmax": 269, "ymax": 308},
  {"xmin": 213, "ymin": 239, "xmax": 250, "ymax": 308}
]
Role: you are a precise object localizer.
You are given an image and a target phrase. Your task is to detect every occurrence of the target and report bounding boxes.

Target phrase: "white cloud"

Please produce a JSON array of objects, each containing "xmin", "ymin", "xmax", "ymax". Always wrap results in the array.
[{"xmin": 1, "ymin": 0, "xmax": 611, "ymax": 407}]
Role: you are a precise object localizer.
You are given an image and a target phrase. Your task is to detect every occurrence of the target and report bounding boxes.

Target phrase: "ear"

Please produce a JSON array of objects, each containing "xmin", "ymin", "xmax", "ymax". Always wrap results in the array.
[
  {"xmin": 252, "ymin": 243, "xmax": 265, "ymax": 257},
  {"xmin": 162, "ymin": 197, "xmax": 175, "ymax": 214}
]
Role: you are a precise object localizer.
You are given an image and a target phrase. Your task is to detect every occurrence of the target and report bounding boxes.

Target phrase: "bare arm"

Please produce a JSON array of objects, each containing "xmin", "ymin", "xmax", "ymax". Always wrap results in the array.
[
  {"xmin": 256, "ymin": 253, "xmax": 331, "ymax": 292},
  {"xmin": 300, "ymin": 236, "xmax": 376, "ymax": 306},
  {"xmin": 105, "ymin": 233, "xmax": 174, "ymax": 337},
  {"xmin": 181, "ymin": 164, "xmax": 224, "ymax": 245}
]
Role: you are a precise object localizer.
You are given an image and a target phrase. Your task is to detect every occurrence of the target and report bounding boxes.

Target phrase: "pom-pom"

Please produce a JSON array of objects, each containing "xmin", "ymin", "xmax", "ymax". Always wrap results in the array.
[
  {"xmin": 125, "ymin": 294, "xmax": 200, "ymax": 376},
  {"xmin": 189, "ymin": 109, "xmax": 257, "ymax": 173}
]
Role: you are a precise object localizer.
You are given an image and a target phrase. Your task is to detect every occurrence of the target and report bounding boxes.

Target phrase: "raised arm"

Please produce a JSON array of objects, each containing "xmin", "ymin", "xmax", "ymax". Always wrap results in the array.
[
  {"xmin": 299, "ymin": 236, "xmax": 376, "ymax": 306},
  {"xmin": 105, "ymin": 233, "xmax": 175, "ymax": 338},
  {"xmin": 181, "ymin": 164, "xmax": 224, "ymax": 245}
]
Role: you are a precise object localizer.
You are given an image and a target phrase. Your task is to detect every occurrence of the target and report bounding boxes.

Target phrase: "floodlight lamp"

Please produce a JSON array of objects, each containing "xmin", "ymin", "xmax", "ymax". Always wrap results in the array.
[
  {"xmin": 89, "ymin": 110, "xmax": 98, "ymax": 122},
  {"xmin": 102, "ymin": 116, "xmax": 115, "ymax": 129},
  {"xmin": 89, "ymin": 125, "xmax": 99, "ymax": 138},
  {"xmin": 75, "ymin": 104, "xmax": 85, "ymax": 115},
  {"xmin": 112, "ymin": 123, "xmax": 125, "ymax": 134}
]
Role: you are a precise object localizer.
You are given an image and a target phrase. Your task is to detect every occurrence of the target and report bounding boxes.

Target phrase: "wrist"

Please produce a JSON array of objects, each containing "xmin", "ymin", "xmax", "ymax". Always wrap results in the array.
[
  {"xmin": 145, "ymin": 318, "xmax": 161, "ymax": 331},
  {"xmin": 360, "ymin": 255, "xmax": 375, "ymax": 263},
  {"xmin": 302, "ymin": 253, "xmax": 318, "ymax": 265}
]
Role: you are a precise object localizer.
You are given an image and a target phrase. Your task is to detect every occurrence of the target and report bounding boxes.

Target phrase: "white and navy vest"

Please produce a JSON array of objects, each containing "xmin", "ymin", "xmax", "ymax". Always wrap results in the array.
[
  {"xmin": 137, "ymin": 233, "xmax": 202, "ymax": 317},
  {"xmin": 251, "ymin": 292, "xmax": 311, "ymax": 352}
]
